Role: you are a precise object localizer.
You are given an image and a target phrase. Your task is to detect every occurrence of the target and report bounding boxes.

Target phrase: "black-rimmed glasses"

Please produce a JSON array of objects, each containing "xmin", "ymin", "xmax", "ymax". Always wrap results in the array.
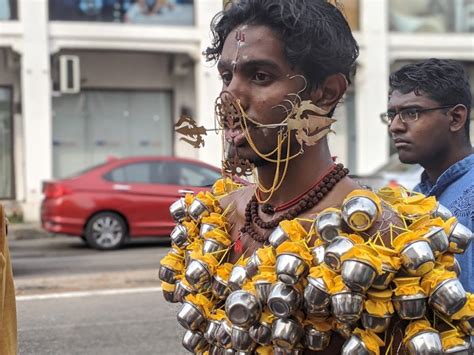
[{"xmin": 380, "ymin": 105, "xmax": 453, "ymax": 125}]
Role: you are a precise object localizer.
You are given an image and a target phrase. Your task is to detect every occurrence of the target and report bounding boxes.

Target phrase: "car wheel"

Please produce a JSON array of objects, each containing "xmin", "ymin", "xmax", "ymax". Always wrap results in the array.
[
  {"xmin": 80, "ymin": 236, "xmax": 89, "ymax": 246},
  {"xmin": 85, "ymin": 212, "xmax": 127, "ymax": 250}
]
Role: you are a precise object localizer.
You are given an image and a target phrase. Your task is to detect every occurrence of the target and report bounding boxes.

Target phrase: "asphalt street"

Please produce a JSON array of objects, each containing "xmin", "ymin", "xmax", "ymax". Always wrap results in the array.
[
  {"xmin": 10, "ymin": 234, "xmax": 185, "ymax": 354},
  {"xmin": 17, "ymin": 290, "xmax": 185, "ymax": 355}
]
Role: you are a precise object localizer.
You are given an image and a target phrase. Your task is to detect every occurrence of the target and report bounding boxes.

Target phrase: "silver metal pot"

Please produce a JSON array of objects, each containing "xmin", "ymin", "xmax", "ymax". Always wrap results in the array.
[
  {"xmin": 268, "ymin": 226, "xmax": 289, "ymax": 249},
  {"xmin": 330, "ymin": 291, "xmax": 365, "ymax": 323},
  {"xmin": 392, "ymin": 293, "xmax": 427, "ymax": 320},
  {"xmin": 188, "ymin": 198, "xmax": 210, "ymax": 222},
  {"xmin": 341, "ymin": 259, "xmax": 377, "ymax": 292},
  {"xmin": 361, "ymin": 312, "xmax": 392, "ymax": 333},
  {"xmin": 429, "ymin": 278, "xmax": 467, "ymax": 316},
  {"xmin": 303, "ymin": 325, "xmax": 331, "ymax": 351},
  {"xmin": 225, "ymin": 290, "xmax": 261, "ymax": 328},
  {"xmin": 205, "ymin": 319, "xmax": 221, "ymax": 345},
  {"xmin": 404, "ymin": 330, "xmax": 443, "ymax": 355},
  {"xmin": 400, "ymin": 240, "xmax": 435, "ymax": 276},
  {"xmin": 432, "ymin": 202, "xmax": 453, "ymax": 221},
  {"xmin": 315, "ymin": 210, "xmax": 342, "ymax": 242},
  {"xmin": 185, "ymin": 259, "xmax": 212, "ymax": 291},
  {"xmin": 177, "ymin": 301, "xmax": 207, "ymax": 331},
  {"xmin": 230, "ymin": 325, "xmax": 255, "ymax": 351},
  {"xmin": 170, "ymin": 224, "xmax": 189, "ymax": 249},
  {"xmin": 169, "ymin": 197, "xmax": 187, "ymax": 223},
  {"xmin": 423, "ymin": 226, "xmax": 449, "ymax": 256},
  {"xmin": 271, "ymin": 318, "xmax": 304, "ymax": 349},
  {"xmin": 303, "ymin": 276, "xmax": 330, "ymax": 313},
  {"xmin": 267, "ymin": 282, "xmax": 302, "ymax": 318},
  {"xmin": 324, "ymin": 236, "xmax": 355, "ymax": 272},
  {"xmin": 341, "ymin": 196, "xmax": 378, "ymax": 232},
  {"xmin": 449, "ymin": 222, "xmax": 473, "ymax": 254},
  {"xmin": 372, "ymin": 265, "xmax": 397, "ymax": 290},
  {"xmin": 212, "ymin": 275, "xmax": 231, "ymax": 300},
  {"xmin": 248, "ymin": 321, "xmax": 272, "ymax": 345},
  {"xmin": 174, "ymin": 279, "xmax": 194, "ymax": 303},
  {"xmin": 182, "ymin": 329, "xmax": 208, "ymax": 354},
  {"xmin": 276, "ymin": 253, "xmax": 309, "ymax": 285},
  {"xmin": 158, "ymin": 264, "xmax": 179, "ymax": 284},
  {"xmin": 311, "ymin": 245, "xmax": 326, "ymax": 267},
  {"xmin": 228, "ymin": 265, "xmax": 248, "ymax": 292},
  {"xmin": 341, "ymin": 335, "xmax": 370, "ymax": 355}
]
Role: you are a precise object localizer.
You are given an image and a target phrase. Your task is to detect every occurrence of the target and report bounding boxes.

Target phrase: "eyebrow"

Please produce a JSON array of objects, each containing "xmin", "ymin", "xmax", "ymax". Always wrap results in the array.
[{"xmin": 217, "ymin": 58, "xmax": 280, "ymax": 71}]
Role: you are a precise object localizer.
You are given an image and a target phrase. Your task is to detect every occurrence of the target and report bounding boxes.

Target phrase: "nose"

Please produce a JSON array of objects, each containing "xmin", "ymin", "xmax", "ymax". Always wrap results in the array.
[
  {"xmin": 221, "ymin": 74, "xmax": 249, "ymax": 111},
  {"xmin": 388, "ymin": 113, "xmax": 406, "ymax": 134}
]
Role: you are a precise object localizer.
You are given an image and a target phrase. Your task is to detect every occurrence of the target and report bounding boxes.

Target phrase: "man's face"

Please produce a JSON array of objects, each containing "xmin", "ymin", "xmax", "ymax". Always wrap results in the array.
[
  {"xmin": 217, "ymin": 25, "xmax": 306, "ymax": 166},
  {"xmin": 388, "ymin": 90, "xmax": 451, "ymax": 166}
]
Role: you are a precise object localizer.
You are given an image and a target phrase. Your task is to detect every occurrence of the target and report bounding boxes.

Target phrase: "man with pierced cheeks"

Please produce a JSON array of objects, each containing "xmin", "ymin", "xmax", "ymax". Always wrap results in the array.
[{"xmin": 203, "ymin": 0, "xmax": 406, "ymax": 352}]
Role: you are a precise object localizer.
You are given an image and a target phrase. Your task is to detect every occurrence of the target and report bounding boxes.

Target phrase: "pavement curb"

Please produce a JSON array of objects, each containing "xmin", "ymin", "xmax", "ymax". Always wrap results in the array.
[{"xmin": 8, "ymin": 223, "xmax": 51, "ymax": 240}]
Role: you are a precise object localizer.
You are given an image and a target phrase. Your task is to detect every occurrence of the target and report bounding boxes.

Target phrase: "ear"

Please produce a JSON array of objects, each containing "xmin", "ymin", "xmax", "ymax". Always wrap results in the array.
[
  {"xmin": 448, "ymin": 104, "xmax": 468, "ymax": 133},
  {"xmin": 310, "ymin": 73, "xmax": 348, "ymax": 112}
]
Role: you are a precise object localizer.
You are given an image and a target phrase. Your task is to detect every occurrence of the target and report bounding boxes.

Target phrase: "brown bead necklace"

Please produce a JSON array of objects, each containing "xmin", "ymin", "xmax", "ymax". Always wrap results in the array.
[{"xmin": 239, "ymin": 163, "xmax": 348, "ymax": 243}]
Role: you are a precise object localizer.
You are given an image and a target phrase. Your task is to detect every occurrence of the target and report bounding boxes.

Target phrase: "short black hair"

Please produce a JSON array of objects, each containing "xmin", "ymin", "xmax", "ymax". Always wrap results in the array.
[
  {"xmin": 389, "ymin": 58, "xmax": 472, "ymax": 138},
  {"xmin": 204, "ymin": 0, "xmax": 359, "ymax": 89}
]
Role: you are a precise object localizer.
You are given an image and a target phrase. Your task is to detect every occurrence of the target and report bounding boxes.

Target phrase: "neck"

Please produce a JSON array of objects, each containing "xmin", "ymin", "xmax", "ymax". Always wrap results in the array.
[
  {"xmin": 255, "ymin": 139, "xmax": 335, "ymax": 206},
  {"xmin": 423, "ymin": 142, "xmax": 473, "ymax": 184}
]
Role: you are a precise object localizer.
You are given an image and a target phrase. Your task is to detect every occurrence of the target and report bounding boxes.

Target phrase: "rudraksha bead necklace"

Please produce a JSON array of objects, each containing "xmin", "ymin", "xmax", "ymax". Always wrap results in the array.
[{"xmin": 240, "ymin": 163, "xmax": 349, "ymax": 243}]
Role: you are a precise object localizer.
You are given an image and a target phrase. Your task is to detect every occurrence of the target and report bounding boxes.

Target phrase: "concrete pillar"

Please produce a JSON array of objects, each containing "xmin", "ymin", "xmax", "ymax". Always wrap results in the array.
[
  {"xmin": 19, "ymin": 0, "xmax": 52, "ymax": 221},
  {"xmin": 194, "ymin": 0, "xmax": 223, "ymax": 168},
  {"xmin": 355, "ymin": 0, "xmax": 390, "ymax": 174}
]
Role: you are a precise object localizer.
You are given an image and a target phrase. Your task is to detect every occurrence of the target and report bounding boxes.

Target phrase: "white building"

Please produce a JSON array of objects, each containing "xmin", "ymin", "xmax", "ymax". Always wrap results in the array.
[{"xmin": 0, "ymin": 0, "xmax": 473, "ymax": 221}]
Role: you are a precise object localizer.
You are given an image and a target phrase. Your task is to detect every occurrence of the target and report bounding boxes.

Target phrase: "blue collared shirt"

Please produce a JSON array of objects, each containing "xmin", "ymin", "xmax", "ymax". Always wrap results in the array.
[{"xmin": 415, "ymin": 153, "xmax": 474, "ymax": 292}]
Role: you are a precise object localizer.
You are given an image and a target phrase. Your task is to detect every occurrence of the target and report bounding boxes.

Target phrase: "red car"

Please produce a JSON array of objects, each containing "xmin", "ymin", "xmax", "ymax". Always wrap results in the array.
[{"xmin": 41, "ymin": 156, "xmax": 222, "ymax": 250}]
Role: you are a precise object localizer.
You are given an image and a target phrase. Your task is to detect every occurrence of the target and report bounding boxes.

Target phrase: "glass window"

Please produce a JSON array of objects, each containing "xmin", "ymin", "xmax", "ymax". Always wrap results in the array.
[
  {"xmin": 0, "ymin": 87, "xmax": 13, "ymax": 199},
  {"xmin": 48, "ymin": 0, "xmax": 195, "ymax": 26},
  {"xmin": 153, "ymin": 161, "xmax": 221, "ymax": 187},
  {"xmin": 105, "ymin": 162, "xmax": 152, "ymax": 183},
  {"xmin": 0, "ymin": 0, "xmax": 17, "ymax": 20},
  {"xmin": 389, "ymin": 0, "xmax": 474, "ymax": 33}
]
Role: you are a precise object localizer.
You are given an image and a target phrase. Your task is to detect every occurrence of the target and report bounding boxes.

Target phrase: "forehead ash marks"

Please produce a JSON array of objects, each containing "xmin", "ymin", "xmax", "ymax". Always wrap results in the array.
[{"xmin": 232, "ymin": 25, "xmax": 248, "ymax": 72}]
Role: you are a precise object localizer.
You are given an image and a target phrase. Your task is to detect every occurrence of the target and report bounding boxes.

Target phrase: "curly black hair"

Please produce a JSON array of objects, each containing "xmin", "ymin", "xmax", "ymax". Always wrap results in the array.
[
  {"xmin": 389, "ymin": 58, "xmax": 472, "ymax": 138},
  {"xmin": 204, "ymin": 0, "xmax": 359, "ymax": 89}
]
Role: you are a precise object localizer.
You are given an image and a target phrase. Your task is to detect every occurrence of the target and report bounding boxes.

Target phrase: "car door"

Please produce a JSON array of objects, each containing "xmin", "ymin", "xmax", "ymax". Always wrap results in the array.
[
  {"xmin": 104, "ymin": 160, "xmax": 221, "ymax": 237},
  {"xmin": 145, "ymin": 160, "xmax": 222, "ymax": 234}
]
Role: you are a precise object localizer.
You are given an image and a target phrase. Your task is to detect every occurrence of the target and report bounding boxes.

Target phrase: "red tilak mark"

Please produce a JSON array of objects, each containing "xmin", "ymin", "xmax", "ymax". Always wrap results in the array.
[
  {"xmin": 235, "ymin": 31, "xmax": 246, "ymax": 42},
  {"xmin": 234, "ymin": 237, "xmax": 243, "ymax": 253}
]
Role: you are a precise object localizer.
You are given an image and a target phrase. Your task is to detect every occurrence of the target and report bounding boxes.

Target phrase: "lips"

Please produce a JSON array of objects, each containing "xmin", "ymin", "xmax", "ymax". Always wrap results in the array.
[
  {"xmin": 392, "ymin": 137, "xmax": 411, "ymax": 148},
  {"xmin": 225, "ymin": 129, "xmax": 247, "ymax": 147}
]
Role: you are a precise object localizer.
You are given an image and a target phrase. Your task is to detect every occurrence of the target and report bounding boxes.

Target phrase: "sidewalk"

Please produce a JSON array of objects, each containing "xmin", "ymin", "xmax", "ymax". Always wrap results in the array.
[{"xmin": 7, "ymin": 222, "xmax": 50, "ymax": 240}]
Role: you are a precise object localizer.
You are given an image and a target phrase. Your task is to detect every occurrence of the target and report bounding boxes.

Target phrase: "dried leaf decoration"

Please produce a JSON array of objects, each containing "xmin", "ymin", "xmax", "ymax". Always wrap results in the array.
[
  {"xmin": 287, "ymin": 100, "xmax": 336, "ymax": 146},
  {"xmin": 174, "ymin": 115, "xmax": 207, "ymax": 149}
]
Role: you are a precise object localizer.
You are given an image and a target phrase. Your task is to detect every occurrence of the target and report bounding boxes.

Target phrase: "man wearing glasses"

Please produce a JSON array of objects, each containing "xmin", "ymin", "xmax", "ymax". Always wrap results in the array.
[{"xmin": 382, "ymin": 58, "xmax": 474, "ymax": 292}]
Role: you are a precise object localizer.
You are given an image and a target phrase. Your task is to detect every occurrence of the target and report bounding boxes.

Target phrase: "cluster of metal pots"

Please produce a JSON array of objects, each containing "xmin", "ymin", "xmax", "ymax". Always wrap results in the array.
[{"xmin": 160, "ymin": 191, "xmax": 474, "ymax": 354}]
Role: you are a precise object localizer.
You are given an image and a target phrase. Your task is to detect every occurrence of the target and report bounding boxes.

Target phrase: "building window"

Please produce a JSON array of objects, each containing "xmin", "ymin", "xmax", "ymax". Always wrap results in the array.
[
  {"xmin": 389, "ymin": 0, "xmax": 474, "ymax": 33},
  {"xmin": 48, "ymin": 0, "xmax": 194, "ymax": 26},
  {"xmin": 0, "ymin": 87, "xmax": 14, "ymax": 199},
  {"xmin": 0, "ymin": 0, "xmax": 17, "ymax": 20}
]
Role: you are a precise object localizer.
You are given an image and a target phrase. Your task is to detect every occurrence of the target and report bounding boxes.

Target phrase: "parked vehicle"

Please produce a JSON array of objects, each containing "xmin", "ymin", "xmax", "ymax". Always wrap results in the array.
[
  {"xmin": 353, "ymin": 154, "xmax": 423, "ymax": 191},
  {"xmin": 41, "ymin": 156, "xmax": 222, "ymax": 250}
]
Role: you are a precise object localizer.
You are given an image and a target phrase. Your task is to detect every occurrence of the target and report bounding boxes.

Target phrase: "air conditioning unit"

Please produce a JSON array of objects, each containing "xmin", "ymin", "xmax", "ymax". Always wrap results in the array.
[
  {"xmin": 59, "ymin": 55, "xmax": 80, "ymax": 94},
  {"xmin": 172, "ymin": 54, "xmax": 193, "ymax": 76}
]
